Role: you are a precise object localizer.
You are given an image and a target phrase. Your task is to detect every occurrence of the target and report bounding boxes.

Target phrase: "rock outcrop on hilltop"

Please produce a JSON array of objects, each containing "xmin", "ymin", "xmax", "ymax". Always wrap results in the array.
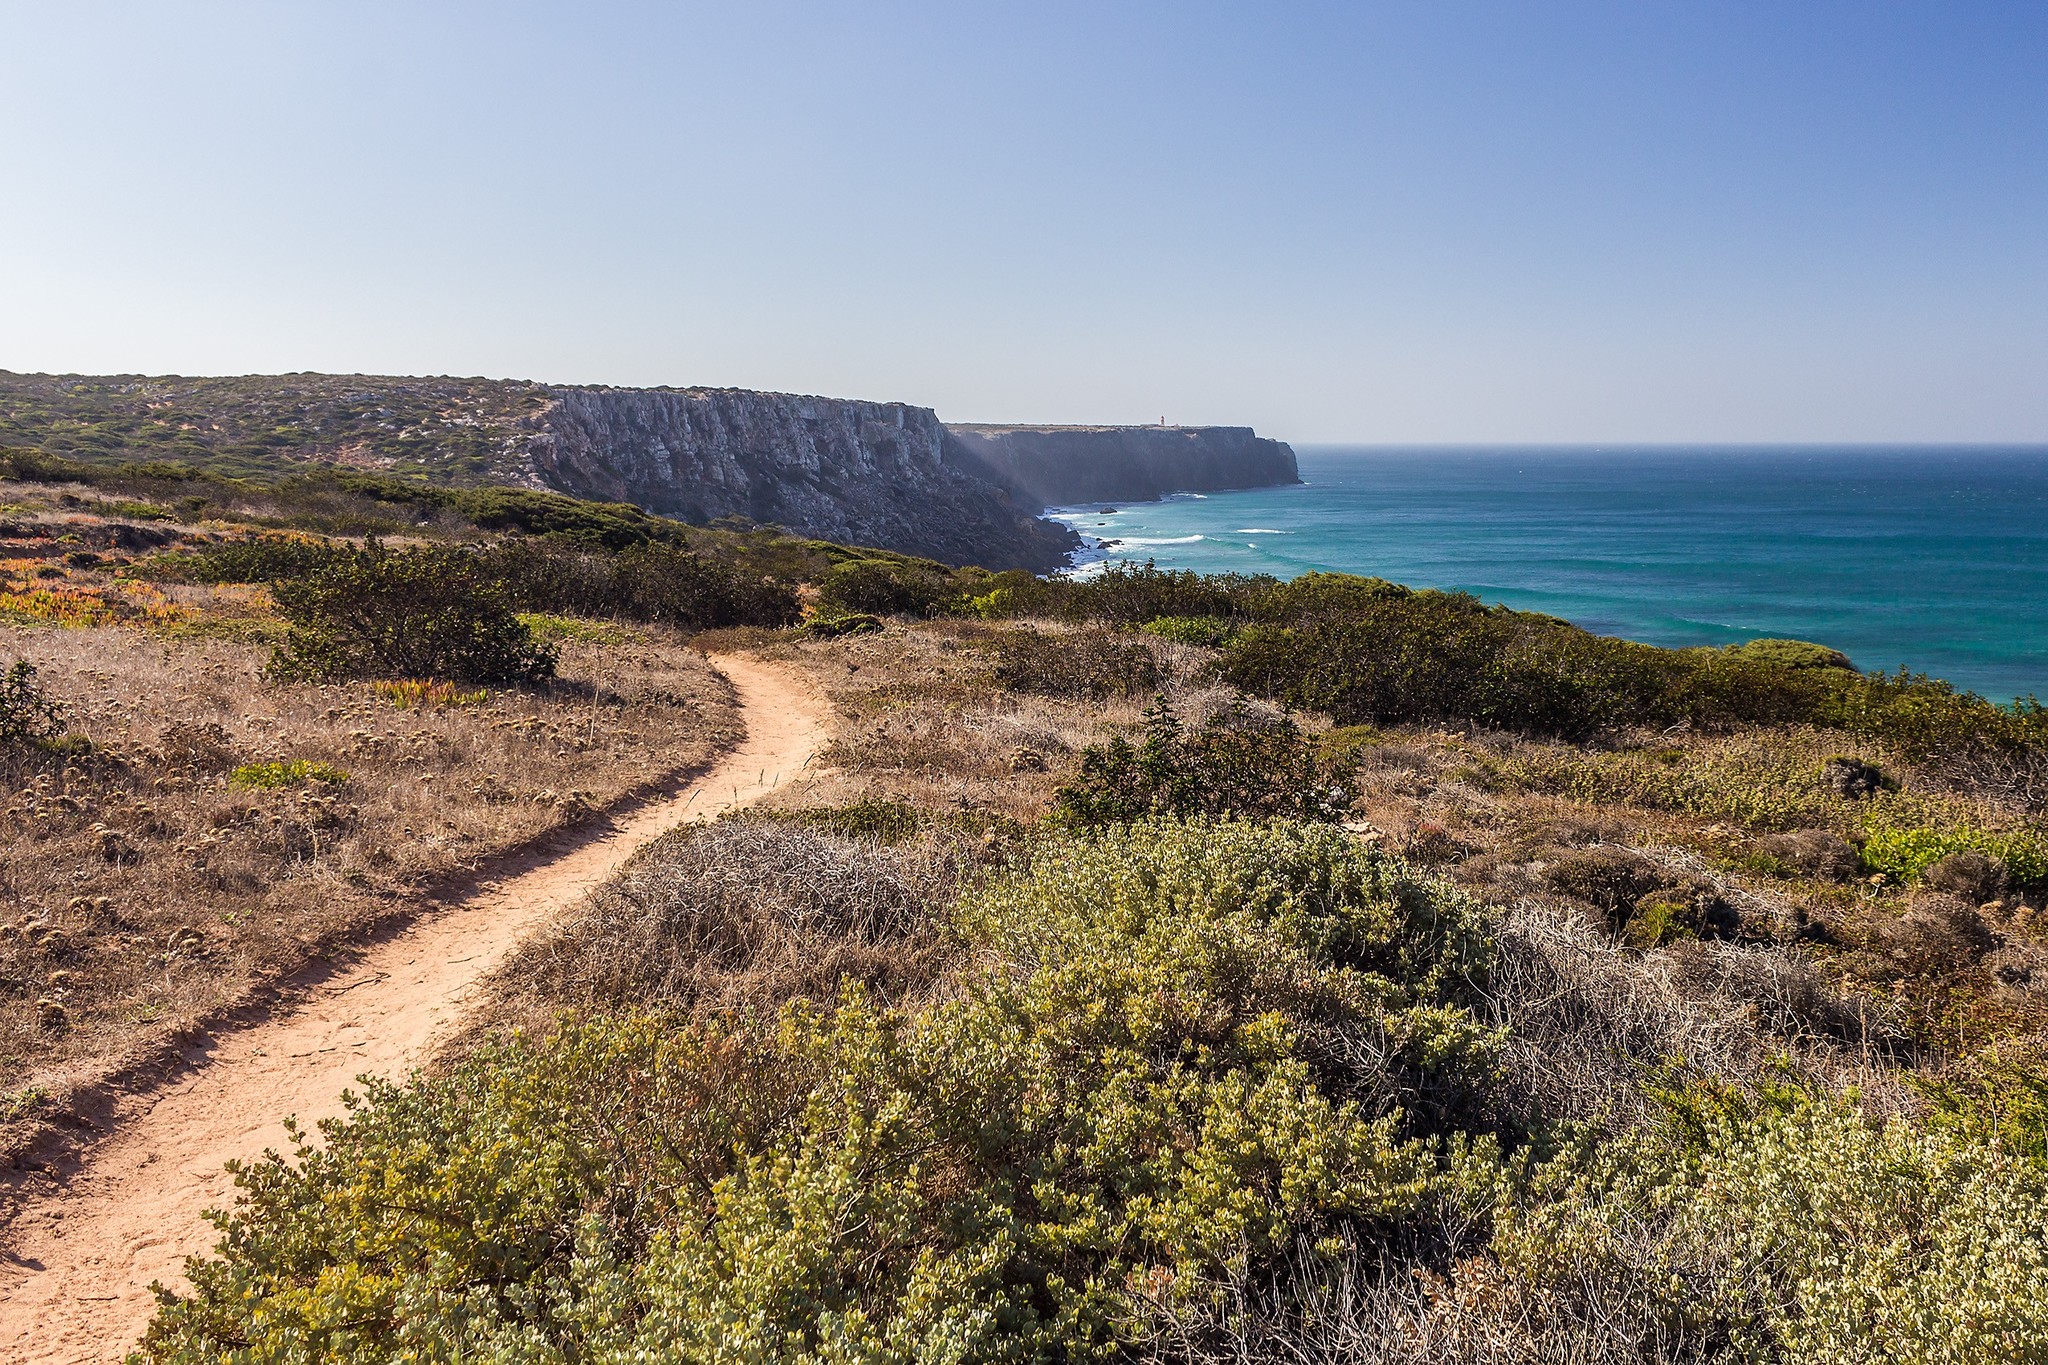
[
  {"xmin": 522, "ymin": 387, "xmax": 1077, "ymax": 571},
  {"xmin": 943, "ymin": 424, "xmax": 1300, "ymax": 507}
]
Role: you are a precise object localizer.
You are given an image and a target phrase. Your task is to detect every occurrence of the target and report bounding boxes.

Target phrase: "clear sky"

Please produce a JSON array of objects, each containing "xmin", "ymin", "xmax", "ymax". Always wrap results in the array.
[{"xmin": 2, "ymin": 1, "xmax": 2044, "ymax": 442}]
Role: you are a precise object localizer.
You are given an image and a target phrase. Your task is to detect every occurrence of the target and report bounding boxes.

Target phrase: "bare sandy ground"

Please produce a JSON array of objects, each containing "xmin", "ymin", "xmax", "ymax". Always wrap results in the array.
[{"xmin": 0, "ymin": 654, "xmax": 827, "ymax": 1364}]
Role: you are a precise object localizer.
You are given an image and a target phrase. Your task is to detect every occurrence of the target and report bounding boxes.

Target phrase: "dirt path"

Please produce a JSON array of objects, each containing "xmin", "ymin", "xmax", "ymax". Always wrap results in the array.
[{"xmin": 0, "ymin": 654, "xmax": 827, "ymax": 1365}]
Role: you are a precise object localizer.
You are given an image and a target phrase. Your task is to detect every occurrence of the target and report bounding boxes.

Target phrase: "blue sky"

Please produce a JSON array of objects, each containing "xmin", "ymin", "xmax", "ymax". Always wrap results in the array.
[{"xmin": 2, "ymin": 1, "xmax": 2043, "ymax": 441}]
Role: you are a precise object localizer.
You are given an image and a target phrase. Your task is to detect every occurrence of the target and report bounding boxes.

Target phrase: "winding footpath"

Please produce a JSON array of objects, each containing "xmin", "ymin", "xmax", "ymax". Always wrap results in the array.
[{"xmin": 0, "ymin": 655, "xmax": 827, "ymax": 1364}]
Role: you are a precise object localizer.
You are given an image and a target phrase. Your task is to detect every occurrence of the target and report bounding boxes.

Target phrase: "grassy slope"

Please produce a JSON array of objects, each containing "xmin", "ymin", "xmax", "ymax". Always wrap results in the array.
[{"xmin": 0, "ymin": 370, "xmax": 549, "ymax": 484}]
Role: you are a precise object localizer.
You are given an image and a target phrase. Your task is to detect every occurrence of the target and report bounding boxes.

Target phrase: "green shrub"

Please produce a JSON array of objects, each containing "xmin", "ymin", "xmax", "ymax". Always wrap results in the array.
[
  {"xmin": 1254, "ymin": 570, "xmax": 1411, "ymax": 623},
  {"xmin": 139, "ymin": 820, "xmax": 1503, "ymax": 1363},
  {"xmin": 993, "ymin": 562, "xmax": 1274, "ymax": 626},
  {"xmin": 988, "ymin": 626, "xmax": 1159, "ymax": 698},
  {"xmin": 799, "ymin": 611, "xmax": 883, "ymax": 639},
  {"xmin": 1220, "ymin": 590, "xmax": 1702, "ymax": 740},
  {"xmin": 0, "ymin": 660, "xmax": 64, "ymax": 744},
  {"xmin": 481, "ymin": 540, "xmax": 800, "ymax": 630},
  {"xmin": 762, "ymin": 798, "xmax": 925, "ymax": 843},
  {"xmin": 1475, "ymin": 731, "xmax": 1852, "ymax": 830},
  {"xmin": 151, "ymin": 535, "xmax": 348, "ymax": 584},
  {"xmin": 1722, "ymin": 637, "xmax": 1854, "ymax": 671},
  {"xmin": 228, "ymin": 758, "xmax": 350, "ymax": 790},
  {"xmin": 1055, "ymin": 697, "xmax": 1358, "ymax": 826},
  {"xmin": 815, "ymin": 557, "xmax": 962, "ymax": 617},
  {"xmin": 1139, "ymin": 614, "xmax": 1235, "ymax": 647},
  {"xmin": 1495, "ymin": 1096, "xmax": 2048, "ymax": 1361},
  {"xmin": 265, "ymin": 542, "xmax": 558, "ymax": 684},
  {"xmin": 156, "ymin": 616, "xmax": 290, "ymax": 646},
  {"xmin": 513, "ymin": 612, "xmax": 638, "ymax": 645},
  {"xmin": 1859, "ymin": 816, "xmax": 2048, "ymax": 889},
  {"xmin": 1916, "ymin": 1042, "xmax": 2048, "ymax": 1170}
]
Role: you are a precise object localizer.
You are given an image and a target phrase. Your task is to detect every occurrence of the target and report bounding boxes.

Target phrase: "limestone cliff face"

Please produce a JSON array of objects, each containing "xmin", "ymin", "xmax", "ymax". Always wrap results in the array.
[
  {"xmin": 520, "ymin": 387, "xmax": 1078, "ymax": 572},
  {"xmin": 942, "ymin": 424, "xmax": 1300, "ymax": 508}
]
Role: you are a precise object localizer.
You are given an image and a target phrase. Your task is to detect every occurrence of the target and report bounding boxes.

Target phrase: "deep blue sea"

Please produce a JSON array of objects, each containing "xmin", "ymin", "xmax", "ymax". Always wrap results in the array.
[{"xmin": 1049, "ymin": 446, "xmax": 2048, "ymax": 703}]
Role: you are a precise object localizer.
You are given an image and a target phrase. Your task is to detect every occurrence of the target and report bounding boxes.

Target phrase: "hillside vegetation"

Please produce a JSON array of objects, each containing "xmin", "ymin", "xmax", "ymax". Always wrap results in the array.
[
  {"xmin": 8, "ymin": 456, "xmax": 2048, "ymax": 1361},
  {"xmin": 0, "ymin": 371, "xmax": 549, "ymax": 483}
]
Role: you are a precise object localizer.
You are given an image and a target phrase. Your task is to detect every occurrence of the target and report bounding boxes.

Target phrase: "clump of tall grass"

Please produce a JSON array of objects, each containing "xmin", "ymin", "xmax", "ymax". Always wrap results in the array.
[
  {"xmin": 227, "ymin": 758, "xmax": 350, "ymax": 790},
  {"xmin": 368, "ymin": 678, "xmax": 489, "ymax": 710}
]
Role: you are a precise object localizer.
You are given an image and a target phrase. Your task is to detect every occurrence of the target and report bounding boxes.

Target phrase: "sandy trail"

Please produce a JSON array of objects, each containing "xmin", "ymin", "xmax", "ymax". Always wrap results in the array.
[{"xmin": 0, "ymin": 654, "xmax": 826, "ymax": 1365}]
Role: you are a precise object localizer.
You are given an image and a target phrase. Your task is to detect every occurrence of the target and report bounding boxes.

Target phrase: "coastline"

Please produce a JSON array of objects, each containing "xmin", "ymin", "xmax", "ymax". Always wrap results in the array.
[{"xmin": 1037, "ymin": 447, "xmax": 2048, "ymax": 702}]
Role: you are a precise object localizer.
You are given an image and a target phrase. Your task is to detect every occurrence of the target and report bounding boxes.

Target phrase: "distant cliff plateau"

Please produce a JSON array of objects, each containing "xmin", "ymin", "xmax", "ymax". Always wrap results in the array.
[
  {"xmin": 0, "ymin": 372, "xmax": 1296, "ymax": 571},
  {"xmin": 525, "ymin": 387, "xmax": 1077, "ymax": 571},
  {"xmin": 944, "ymin": 423, "xmax": 1300, "ymax": 507}
]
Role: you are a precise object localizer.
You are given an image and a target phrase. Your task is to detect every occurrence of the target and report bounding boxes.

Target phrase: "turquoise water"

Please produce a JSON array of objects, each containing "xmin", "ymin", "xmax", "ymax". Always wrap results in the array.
[{"xmin": 1050, "ymin": 446, "xmax": 2048, "ymax": 703}]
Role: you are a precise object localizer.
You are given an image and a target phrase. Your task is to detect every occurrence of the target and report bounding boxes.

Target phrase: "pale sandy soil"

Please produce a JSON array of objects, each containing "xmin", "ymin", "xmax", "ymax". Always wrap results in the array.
[{"xmin": 0, "ymin": 654, "xmax": 828, "ymax": 1365}]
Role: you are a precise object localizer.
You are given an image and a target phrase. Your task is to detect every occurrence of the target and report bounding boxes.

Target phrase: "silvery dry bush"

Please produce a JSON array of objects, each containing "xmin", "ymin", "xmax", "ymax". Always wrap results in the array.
[{"xmin": 509, "ymin": 814, "xmax": 968, "ymax": 1015}]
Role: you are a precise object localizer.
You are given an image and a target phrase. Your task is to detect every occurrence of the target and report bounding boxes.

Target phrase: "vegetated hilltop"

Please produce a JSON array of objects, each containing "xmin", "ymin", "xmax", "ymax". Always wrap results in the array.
[
  {"xmin": 88, "ymin": 536, "xmax": 2048, "ymax": 1360},
  {"xmin": 0, "ymin": 370, "xmax": 1079, "ymax": 571}
]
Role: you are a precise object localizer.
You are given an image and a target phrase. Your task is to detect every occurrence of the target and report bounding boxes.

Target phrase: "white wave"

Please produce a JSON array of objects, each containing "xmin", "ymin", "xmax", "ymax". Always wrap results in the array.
[
  {"xmin": 1234, "ymin": 528, "xmax": 1286, "ymax": 535},
  {"xmin": 1119, "ymin": 535, "xmax": 1205, "ymax": 546}
]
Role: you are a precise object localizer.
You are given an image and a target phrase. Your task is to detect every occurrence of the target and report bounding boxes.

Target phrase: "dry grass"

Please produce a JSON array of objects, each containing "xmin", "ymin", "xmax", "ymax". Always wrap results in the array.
[
  {"xmin": 0, "ymin": 622, "xmax": 740, "ymax": 1141},
  {"xmin": 476, "ymin": 815, "xmax": 981, "ymax": 1040},
  {"xmin": 702, "ymin": 618, "xmax": 1228, "ymax": 821}
]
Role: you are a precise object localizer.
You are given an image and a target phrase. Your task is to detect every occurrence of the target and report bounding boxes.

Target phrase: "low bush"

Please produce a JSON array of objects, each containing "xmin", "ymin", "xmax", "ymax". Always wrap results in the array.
[
  {"xmin": 1140, "ymin": 614, "xmax": 1235, "ymax": 647},
  {"xmin": 815, "ymin": 557, "xmax": 962, "ymax": 617},
  {"xmin": 367, "ymin": 678, "xmax": 489, "ymax": 709},
  {"xmin": 995, "ymin": 562, "xmax": 1273, "ymax": 625},
  {"xmin": 265, "ymin": 542, "xmax": 558, "ymax": 684},
  {"xmin": 159, "ymin": 535, "xmax": 800, "ymax": 631},
  {"xmin": 764, "ymin": 798, "xmax": 926, "ymax": 843},
  {"xmin": 1165, "ymin": 1091, "xmax": 2048, "ymax": 1364},
  {"xmin": 1916, "ymin": 1041, "xmax": 2048, "ymax": 1170},
  {"xmin": 0, "ymin": 659, "xmax": 64, "ymax": 744},
  {"xmin": 1055, "ymin": 697, "xmax": 1358, "ymax": 825},
  {"xmin": 968, "ymin": 565, "xmax": 2045, "ymax": 782},
  {"xmin": 799, "ymin": 611, "xmax": 883, "ymax": 639},
  {"xmin": 1721, "ymin": 637, "xmax": 1854, "ymax": 671},
  {"xmin": 987, "ymin": 625, "xmax": 1159, "ymax": 698},
  {"xmin": 480, "ymin": 540, "xmax": 801, "ymax": 630},
  {"xmin": 512, "ymin": 612, "xmax": 638, "ymax": 645},
  {"xmin": 506, "ymin": 815, "xmax": 961, "ymax": 1016},
  {"xmin": 1859, "ymin": 815, "xmax": 2048, "ymax": 890},
  {"xmin": 1487, "ymin": 1094, "xmax": 2048, "ymax": 1362},
  {"xmin": 1218, "ymin": 582, "xmax": 2048, "ymax": 776},
  {"xmin": 1474, "ymin": 732, "xmax": 1853, "ymax": 831},
  {"xmin": 151, "ymin": 535, "xmax": 346, "ymax": 585},
  {"xmin": 227, "ymin": 758, "xmax": 350, "ymax": 790},
  {"xmin": 138, "ymin": 816, "xmax": 2048, "ymax": 1363},
  {"xmin": 140, "ymin": 820, "xmax": 1503, "ymax": 1363}
]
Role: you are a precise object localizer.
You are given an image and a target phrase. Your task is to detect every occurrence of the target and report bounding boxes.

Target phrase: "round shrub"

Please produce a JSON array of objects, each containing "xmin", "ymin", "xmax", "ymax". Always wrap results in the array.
[
  {"xmin": 265, "ymin": 542, "xmax": 558, "ymax": 684},
  {"xmin": 816, "ymin": 558, "xmax": 960, "ymax": 617}
]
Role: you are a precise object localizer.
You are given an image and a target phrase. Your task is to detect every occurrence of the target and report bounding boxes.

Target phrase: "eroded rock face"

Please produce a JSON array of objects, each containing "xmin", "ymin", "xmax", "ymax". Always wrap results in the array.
[
  {"xmin": 521, "ymin": 387, "xmax": 1078, "ymax": 572},
  {"xmin": 943, "ymin": 424, "xmax": 1300, "ymax": 507}
]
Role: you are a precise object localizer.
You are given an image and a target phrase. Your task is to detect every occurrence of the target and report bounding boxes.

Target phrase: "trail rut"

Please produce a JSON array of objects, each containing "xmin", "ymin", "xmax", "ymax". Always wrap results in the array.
[{"xmin": 0, "ymin": 654, "xmax": 827, "ymax": 1364}]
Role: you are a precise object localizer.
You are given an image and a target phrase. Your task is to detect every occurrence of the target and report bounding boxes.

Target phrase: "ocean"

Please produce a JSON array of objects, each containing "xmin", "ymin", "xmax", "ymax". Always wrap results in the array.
[{"xmin": 1049, "ymin": 446, "xmax": 2048, "ymax": 703}]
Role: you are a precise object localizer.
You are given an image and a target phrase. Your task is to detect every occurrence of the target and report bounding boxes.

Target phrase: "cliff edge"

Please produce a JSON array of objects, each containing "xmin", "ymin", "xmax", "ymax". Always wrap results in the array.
[
  {"xmin": 943, "ymin": 424, "xmax": 1299, "ymax": 507},
  {"xmin": 524, "ymin": 387, "xmax": 1077, "ymax": 572}
]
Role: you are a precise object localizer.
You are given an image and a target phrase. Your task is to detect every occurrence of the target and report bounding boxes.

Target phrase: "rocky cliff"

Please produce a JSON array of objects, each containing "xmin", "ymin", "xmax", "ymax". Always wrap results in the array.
[
  {"xmin": 522, "ymin": 387, "xmax": 1077, "ymax": 571},
  {"xmin": 942, "ymin": 424, "xmax": 1299, "ymax": 507}
]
